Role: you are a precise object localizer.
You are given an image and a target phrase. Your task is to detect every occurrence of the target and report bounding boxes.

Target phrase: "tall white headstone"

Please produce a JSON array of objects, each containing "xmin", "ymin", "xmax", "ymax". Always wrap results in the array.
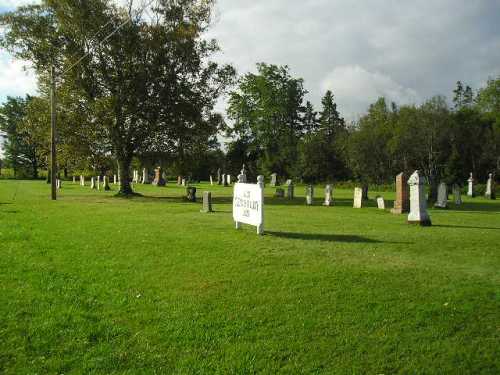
[
  {"xmin": 306, "ymin": 185, "xmax": 314, "ymax": 205},
  {"xmin": 233, "ymin": 175, "xmax": 264, "ymax": 235},
  {"xmin": 97, "ymin": 176, "xmax": 101, "ymax": 191},
  {"xmin": 353, "ymin": 187, "xmax": 363, "ymax": 208},
  {"xmin": 408, "ymin": 170, "xmax": 432, "ymax": 226},
  {"xmin": 485, "ymin": 173, "xmax": 496, "ymax": 200},
  {"xmin": 467, "ymin": 173, "xmax": 474, "ymax": 197},
  {"xmin": 434, "ymin": 182, "xmax": 448, "ymax": 209},
  {"xmin": 323, "ymin": 185, "xmax": 333, "ymax": 206},
  {"xmin": 453, "ymin": 184, "xmax": 462, "ymax": 205}
]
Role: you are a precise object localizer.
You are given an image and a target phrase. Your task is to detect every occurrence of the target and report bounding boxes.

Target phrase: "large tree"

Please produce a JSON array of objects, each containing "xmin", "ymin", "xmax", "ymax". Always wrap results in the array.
[
  {"xmin": 1, "ymin": 0, "xmax": 235, "ymax": 194},
  {"xmin": 227, "ymin": 63, "xmax": 307, "ymax": 178}
]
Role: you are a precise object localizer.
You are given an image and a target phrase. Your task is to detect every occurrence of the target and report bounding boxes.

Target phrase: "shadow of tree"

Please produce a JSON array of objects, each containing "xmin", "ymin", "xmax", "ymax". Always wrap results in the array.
[{"xmin": 266, "ymin": 231, "xmax": 411, "ymax": 244}]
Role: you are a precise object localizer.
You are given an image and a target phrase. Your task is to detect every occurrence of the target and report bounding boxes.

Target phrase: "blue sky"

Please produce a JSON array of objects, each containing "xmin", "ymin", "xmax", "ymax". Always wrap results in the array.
[{"xmin": 1, "ymin": 0, "xmax": 500, "ymax": 126}]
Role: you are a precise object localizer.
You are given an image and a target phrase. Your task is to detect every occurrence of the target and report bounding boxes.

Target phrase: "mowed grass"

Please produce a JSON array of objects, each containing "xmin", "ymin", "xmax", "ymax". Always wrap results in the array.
[{"xmin": 0, "ymin": 180, "xmax": 499, "ymax": 374}]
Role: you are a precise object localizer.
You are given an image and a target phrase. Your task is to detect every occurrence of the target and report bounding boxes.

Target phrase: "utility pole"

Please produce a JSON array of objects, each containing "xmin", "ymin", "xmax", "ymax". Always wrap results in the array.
[{"xmin": 50, "ymin": 65, "xmax": 57, "ymax": 200}]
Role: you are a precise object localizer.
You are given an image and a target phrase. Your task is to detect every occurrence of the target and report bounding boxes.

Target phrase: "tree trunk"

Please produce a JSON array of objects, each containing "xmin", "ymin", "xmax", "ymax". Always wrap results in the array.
[
  {"xmin": 117, "ymin": 153, "xmax": 134, "ymax": 195},
  {"xmin": 32, "ymin": 157, "xmax": 38, "ymax": 179},
  {"xmin": 362, "ymin": 183, "xmax": 369, "ymax": 200}
]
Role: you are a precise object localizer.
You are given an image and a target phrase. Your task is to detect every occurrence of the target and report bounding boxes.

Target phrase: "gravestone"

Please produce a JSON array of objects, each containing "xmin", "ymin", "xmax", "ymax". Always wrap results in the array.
[
  {"xmin": 152, "ymin": 167, "xmax": 166, "ymax": 186},
  {"xmin": 133, "ymin": 170, "xmax": 139, "ymax": 183},
  {"xmin": 227, "ymin": 175, "xmax": 232, "ymax": 185},
  {"xmin": 353, "ymin": 187, "xmax": 363, "ymax": 208},
  {"xmin": 467, "ymin": 173, "xmax": 475, "ymax": 197},
  {"xmin": 103, "ymin": 176, "xmax": 111, "ymax": 191},
  {"xmin": 306, "ymin": 185, "xmax": 314, "ymax": 205},
  {"xmin": 323, "ymin": 185, "xmax": 333, "ymax": 206},
  {"xmin": 72, "ymin": 176, "xmax": 76, "ymax": 184},
  {"xmin": 452, "ymin": 184, "xmax": 462, "ymax": 205},
  {"xmin": 182, "ymin": 178, "xmax": 186, "ymax": 187},
  {"xmin": 434, "ymin": 182, "xmax": 448, "ymax": 209},
  {"xmin": 113, "ymin": 175, "xmax": 117, "ymax": 184},
  {"xmin": 90, "ymin": 177, "xmax": 96, "ymax": 189},
  {"xmin": 286, "ymin": 180, "xmax": 294, "ymax": 200},
  {"xmin": 186, "ymin": 186, "xmax": 197, "ymax": 202},
  {"xmin": 275, "ymin": 188, "xmax": 285, "ymax": 198},
  {"xmin": 485, "ymin": 173, "xmax": 496, "ymax": 200},
  {"xmin": 56, "ymin": 179, "xmax": 61, "ymax": 190},
  {"xmin": 391, "ymin": 172, "xmax": 409, "ymax": 214},
  {"xmin": 201, "ymin": 191, "xmax": 213, "ymax": 213},
  {"xmin": 377, "ymin": 196, "xmax": 385, "ymax": 210},
  {"xmin": 97, "ymin": 176, "xmax": 101, "ymax": 191},
  {"xmin": 177, "ymin": 176, "xmax": 182, "ymax": 185},
  {"xmin": 142, "ymin": 168, "xmax": 149, "ymax": 184},
  {"xmin": 239, "ymin": 164, "xmax": 247, "ymax": 183},
  {"xmin": 217, "ymin": 168, "xmax": 222, "ymax": 185},
  {"xmin": 270, "ymin": 173, "xmax": 278, "ymax": 187},
  {"xmin": 408, "ymin": 170, "xmax": 431, "ymax": 226},
  {"xmin": 210, "ymin": 175, "xmax": 214, "ymax": 185}
]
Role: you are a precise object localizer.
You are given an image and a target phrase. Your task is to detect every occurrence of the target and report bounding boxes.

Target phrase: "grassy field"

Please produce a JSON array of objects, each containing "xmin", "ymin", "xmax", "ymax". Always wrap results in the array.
[{"xmin": 0, "ymin": 180, "xmax": 499, "ymax": 374}]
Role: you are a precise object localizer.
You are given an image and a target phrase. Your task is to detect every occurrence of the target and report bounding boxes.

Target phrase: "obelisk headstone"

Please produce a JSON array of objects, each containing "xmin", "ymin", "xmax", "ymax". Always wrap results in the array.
[
  {"xmin": 408, "ymin": 170, "xmax": 432, "ymax": 226},
  {"xmin": 467, "ymin": 173, "xmax": 475, "ymax": 197}
]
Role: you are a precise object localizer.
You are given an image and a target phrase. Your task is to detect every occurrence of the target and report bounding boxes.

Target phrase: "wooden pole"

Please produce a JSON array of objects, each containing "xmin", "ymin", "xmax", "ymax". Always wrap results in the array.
[{"xmin": 50, "ymin": 65, "xmax": 57, "ymax": 200}]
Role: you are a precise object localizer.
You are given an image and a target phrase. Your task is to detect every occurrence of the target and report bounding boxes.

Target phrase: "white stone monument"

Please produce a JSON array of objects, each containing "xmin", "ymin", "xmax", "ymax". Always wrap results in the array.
[
  {"xmin": 306, "ymin": 185, "xmax": 314, "ymax": 205},
  {"xmin": 467, "ymin": 173, "xmax": 474, "ymax": 197},
  {"xmin": 233, "ymin": 175, "xmax": 264, "ymax": 235},
  {"xmin": 485, "ymin": 173, "xmax": 496, "ymax": 200},
  {"xmin": 376, "ymin": 196, "xmax": 385, "ymax": 210},
  {"xmin": 408, "ymin": 170, "xmax": 432, "ymax": 226},
  {"xmin": 323, "ymin": 185, "xmax": 333, "ymax": 206},
  {"xmin": 353, "ymin": 187, "xmax": 363, "ymax": 208},
  {"xmin": 434, "ymin": 182, "xmax": 448, "ymax": 209}
]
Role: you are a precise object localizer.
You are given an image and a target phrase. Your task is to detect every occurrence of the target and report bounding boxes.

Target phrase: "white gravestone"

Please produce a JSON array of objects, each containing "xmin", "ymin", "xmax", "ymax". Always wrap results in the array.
[
  {"xmin": 323, "ymin": 185, "xmax": 333, "ymax": 206},
  {"xmin": 227, "ymin": 175, "xmax": 232, "ymax": 185},
  {"xmin": 408, "ymin": 170, "xmax": 432, "ymax": 226},
  {"xmin": 90, "ymin": 177, "xmax": 96, "ymax": 189},
  {"xmin": 467, "ymin": 173, "xmax": 474, "ymax": 197},
  {"xmin": 286, "ymin": 180, "xmax": 294, "ymax": 200},
  {"xmin": 453, "ymin": 184, "xmax": 462, "ymax": 205},
  {"xmin": 142, "ymin": 168, "xmax": 149, "ymax": 184},
  {"xmin": 210, "ymin": 175, "xmax": 214, "ymax": 185},
  {"xmin": 56, "ymin": 179, "xmax": 61, "ymax": 190},
  {"xmin": 306, "ymin": 185, "xmax": 314, "ymax": 205},
  {"xmin": 376, "ymin": 196, "xmax": 385, "ymax": 210},
  {"xmin": 434, "ymin": 182, "xmax": 448, "ymax": 209},
  {"xmin": 233, "ymin": 175, "xmax": 264, "ymax": 235},
  {"xmin": 97, "ymin": 176, "xmax": 101, "ymax": 191},
  {"xmin": 270, "ymin": 173, "xmax": 277, "ymax": 187},
  {"xmin": 485, "ymin": 173, "xmax": 496, "ymax": 200},
  {"xmin": 113, "ymin": 175, "xmax": 117, "ymax": 184},
  {"xmin": 353, "ymin": 187, "xmax": 363, "ymax": 208}
]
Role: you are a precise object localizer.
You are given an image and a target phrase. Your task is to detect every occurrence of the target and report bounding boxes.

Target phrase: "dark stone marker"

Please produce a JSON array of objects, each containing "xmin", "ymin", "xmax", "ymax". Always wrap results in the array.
[
  {"xmin": 201, "ymin": 191, "xmax": 213, "ymax": 213},
  {"xmin": 391, "ymin": 172, "xmax": 409, "ymax": 214},
  {"xmin": 274, "ymin": 188, "xmax": 285, "ymax": 198},
  {"xmin": 186, "ymin": 186, "xmax": 197, "ymax": 202}
]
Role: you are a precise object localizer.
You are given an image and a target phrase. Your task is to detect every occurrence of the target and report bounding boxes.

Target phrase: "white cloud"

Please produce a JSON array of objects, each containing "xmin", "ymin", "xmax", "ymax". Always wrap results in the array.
[
  {"xmin": 0, "ymin": 54, "xmax": 38, "ymax": 102},
  {"xmin": 321, "ymin": 65, "xmax": 420, "ymax": 120}
]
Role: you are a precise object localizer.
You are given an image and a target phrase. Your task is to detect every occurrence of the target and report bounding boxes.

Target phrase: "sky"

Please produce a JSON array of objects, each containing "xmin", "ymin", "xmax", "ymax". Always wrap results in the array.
[{"xmin": 1, "ymin": 0, "xmax": 500, "ymax": 126}]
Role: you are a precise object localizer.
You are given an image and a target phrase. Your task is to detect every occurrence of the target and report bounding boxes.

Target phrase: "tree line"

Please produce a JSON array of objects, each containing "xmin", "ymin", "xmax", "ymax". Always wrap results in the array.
[{"xmin": 0, "ymin": 1, "xmax": 499, "ymax": 196}]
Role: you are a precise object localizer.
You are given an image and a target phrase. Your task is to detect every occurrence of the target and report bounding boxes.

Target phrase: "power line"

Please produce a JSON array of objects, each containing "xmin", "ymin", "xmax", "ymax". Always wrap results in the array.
[{"xmin": 63, "ymin": 0, "xmax": 157, "ymax": 75}]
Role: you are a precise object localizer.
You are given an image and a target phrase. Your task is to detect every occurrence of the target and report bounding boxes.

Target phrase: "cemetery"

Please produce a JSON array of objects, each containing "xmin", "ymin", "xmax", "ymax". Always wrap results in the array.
[{"xmin": 0, "ymin": 0, "xmax": 499, "ymax": 374}]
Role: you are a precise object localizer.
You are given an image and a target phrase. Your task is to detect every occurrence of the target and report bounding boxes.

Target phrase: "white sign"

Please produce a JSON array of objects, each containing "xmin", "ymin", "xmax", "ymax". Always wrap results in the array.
[{"xmin": 233, "ymin": 176, "xmax": 265, "ymax": 235}]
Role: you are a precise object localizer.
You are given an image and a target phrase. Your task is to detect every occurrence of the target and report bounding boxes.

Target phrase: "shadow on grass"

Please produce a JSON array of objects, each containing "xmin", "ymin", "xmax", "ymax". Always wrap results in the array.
[
  {"xmin": 266, "ymin": 231, "xmax": 411, "ymax": 244},
  {"xmin": 432, "ymin": 224, "xmax": 500, "ymax": 230},
  {"xmin": 445, "ymin": 201, "xmax": 500, "ymax": 213}
]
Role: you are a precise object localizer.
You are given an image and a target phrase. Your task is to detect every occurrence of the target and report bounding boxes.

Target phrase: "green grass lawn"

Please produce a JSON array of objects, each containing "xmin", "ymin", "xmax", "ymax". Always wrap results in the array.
[{"xmin": 0, "ymin": 180, "xmax": 499, "ymax": 374}]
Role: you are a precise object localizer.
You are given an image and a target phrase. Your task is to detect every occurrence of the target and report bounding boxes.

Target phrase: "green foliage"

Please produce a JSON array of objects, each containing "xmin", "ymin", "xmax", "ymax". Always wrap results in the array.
[{"xmin": 227, "ymin": 63, "xmax": 307, "ymax": 178}]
